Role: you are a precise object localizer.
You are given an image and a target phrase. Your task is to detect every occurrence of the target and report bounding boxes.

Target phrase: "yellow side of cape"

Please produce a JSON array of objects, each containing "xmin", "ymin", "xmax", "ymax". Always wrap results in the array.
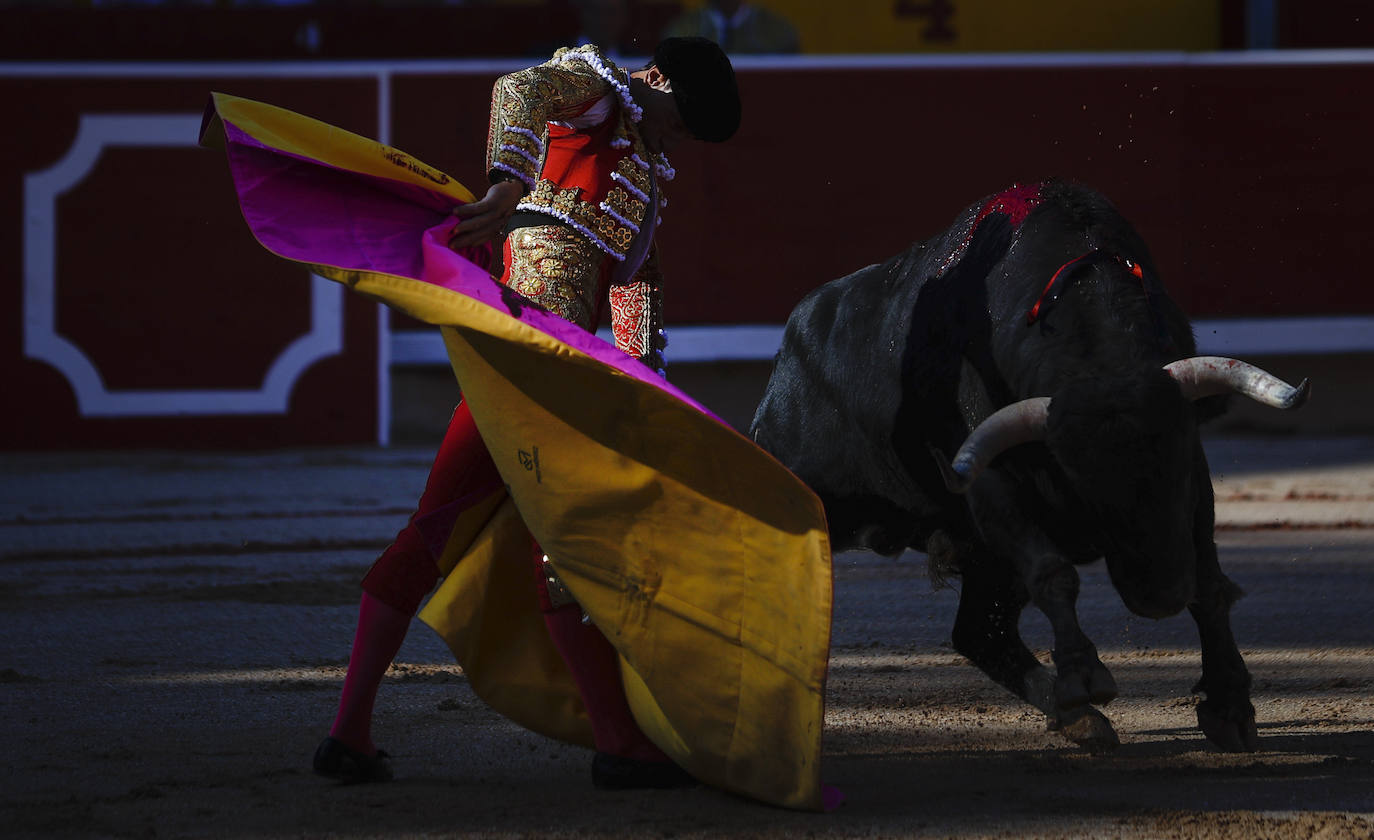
[
  {"xmin": 329, "ymin": 266, "xmax": 824, "ymax": 813},
  {"xmin": 436, "ymin": 320, "xmax": 832, "ymax": 810},
  {"xmin": 201, "ymin": 91, "xmax": 476, "ymax": 204},
  {"xmin": 366, "ymin": 270, "xmax": 833, "ymax": 810},
  {"xmin": 420, "ymin": 492, "xmax": 597, "ymax": 749}
]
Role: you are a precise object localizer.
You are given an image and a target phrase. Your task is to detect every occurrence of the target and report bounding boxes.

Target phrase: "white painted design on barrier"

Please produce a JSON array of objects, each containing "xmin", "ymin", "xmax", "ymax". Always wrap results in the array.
[{"xmin": 23, "ymin": 113, "xmax": 343, "ymax": 417}]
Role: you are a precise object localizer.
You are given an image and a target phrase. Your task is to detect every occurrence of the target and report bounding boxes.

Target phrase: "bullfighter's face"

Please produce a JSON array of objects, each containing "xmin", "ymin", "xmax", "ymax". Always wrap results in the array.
[{"xmin": 631, "ymin": 66, "xmax": 692, "ymax": 155}]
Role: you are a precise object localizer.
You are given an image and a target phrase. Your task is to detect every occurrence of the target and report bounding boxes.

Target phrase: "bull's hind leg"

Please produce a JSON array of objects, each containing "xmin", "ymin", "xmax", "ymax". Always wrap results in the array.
[{"xmin": 951, "ymin": 547, "xmax": 1118, "ymax": 752}]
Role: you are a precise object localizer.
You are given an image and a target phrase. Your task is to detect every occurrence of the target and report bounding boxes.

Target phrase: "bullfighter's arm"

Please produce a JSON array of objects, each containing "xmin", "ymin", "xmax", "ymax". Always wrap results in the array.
[
  {"xmin": 486, "ymin": 52, "xmax": 612, "ymax": 191},
  {"xmin": 450, "ymin": 52, "xmax": 614, "ymax": 249},
  {"xmin": 610, "ymin": 243, "xmax": 667, "ymax": 375}
]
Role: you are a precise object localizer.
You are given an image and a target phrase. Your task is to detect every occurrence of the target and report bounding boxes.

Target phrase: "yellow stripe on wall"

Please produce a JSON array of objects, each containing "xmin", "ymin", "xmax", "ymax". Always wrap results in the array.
[{"xmin": 741, "ymin": 0, "xmax": 1221, "ymax": 53}]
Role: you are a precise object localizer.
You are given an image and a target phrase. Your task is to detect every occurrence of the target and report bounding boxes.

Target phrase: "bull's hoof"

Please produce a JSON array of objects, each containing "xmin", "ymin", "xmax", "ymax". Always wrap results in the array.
[
  {"xmin": 1054, "ymin": 664, "xmax": 1119, "ymax": 709},
  {"xmin": 1051, "ymin": 705, "xmax": 1120, "ymax": 753},
  {"xmin": 1196, "ymin": 700, "xmax": 1259, "ymax": 752}
]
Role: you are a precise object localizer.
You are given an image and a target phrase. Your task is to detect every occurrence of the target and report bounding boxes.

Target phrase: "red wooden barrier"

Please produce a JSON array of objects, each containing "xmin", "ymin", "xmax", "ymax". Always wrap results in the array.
[{"xmin": 3, "ymin": 53, "xmax": 1370, "ymax": 450}]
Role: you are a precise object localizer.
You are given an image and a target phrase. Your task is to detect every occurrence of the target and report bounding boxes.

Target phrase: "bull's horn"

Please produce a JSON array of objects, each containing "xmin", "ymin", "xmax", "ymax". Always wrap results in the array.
[
  {"xmin": 1164, "ymin": 356, "xmax": 1310, "ymax": 409},
  {"xmin": 933, "ymin": 397, "xmax": 1051, "ymax": 494}
]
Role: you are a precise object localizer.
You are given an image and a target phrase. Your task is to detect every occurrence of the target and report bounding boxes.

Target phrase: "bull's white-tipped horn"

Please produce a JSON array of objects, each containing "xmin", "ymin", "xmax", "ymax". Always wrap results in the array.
[
  {"xmin": 933, "ymin": 397, "xmax": 1051, "ymax": 494},
  {"xmin": 1164, "ymin": 356, "xmax": 1310, "ymax": 409}
]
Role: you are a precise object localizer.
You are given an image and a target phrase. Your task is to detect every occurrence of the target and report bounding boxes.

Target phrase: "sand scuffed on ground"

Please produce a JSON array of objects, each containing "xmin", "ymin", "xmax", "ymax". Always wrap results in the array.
[{"xmin": 2, "ymin": 439, "xmax": 1372, "ymax": 838}]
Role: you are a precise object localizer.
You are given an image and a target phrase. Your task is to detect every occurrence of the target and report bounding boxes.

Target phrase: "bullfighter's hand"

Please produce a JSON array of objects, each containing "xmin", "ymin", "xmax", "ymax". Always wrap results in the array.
[{"xmin": 449, "ymin": 180, "xmax": 524, "ymax": 250}]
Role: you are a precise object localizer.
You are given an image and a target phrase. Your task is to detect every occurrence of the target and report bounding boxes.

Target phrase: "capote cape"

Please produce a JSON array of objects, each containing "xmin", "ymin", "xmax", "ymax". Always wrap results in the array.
[{"xmin": 199, "ymin": 92, "xmax": 834, "ymax": 810}]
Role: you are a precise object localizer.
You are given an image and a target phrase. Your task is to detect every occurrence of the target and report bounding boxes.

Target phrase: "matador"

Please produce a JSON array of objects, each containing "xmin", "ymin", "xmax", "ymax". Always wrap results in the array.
[{"xmin": 312, "ymin": 37, "xmax": 742, "ymax": 791}]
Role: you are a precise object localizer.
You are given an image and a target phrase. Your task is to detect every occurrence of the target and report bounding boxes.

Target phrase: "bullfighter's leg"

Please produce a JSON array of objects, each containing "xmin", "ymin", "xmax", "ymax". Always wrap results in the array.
[
  {"xmin": 1187, "ymin": 462, "xmax": 1258, "ymax": 751},
  {"xmin": 316, "ymin": 401, "xmax": 501, "ymax": 783},
  {"xmin": 532, "ymin": 542, "xmax": 697, "ymax": 788}
]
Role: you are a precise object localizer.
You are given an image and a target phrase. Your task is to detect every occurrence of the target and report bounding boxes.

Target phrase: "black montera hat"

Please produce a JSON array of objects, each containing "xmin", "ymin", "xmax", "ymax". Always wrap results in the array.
[{"xmin": 653, "ymin": 36, "xmax": 741, "ymax": 143}]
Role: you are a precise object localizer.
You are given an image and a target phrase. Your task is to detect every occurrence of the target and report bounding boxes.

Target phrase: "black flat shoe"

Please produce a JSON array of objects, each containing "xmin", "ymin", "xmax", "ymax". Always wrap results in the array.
[
  {"xmin": 313, "ymin": 737, "xmax": 393, "ymax": 783},
  {"xmin": 591, "ymin": 752, "xmax": 697, "ymax": 790}
]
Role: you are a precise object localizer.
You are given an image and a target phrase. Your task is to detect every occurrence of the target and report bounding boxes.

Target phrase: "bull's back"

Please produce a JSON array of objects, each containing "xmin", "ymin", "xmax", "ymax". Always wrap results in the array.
[
  {"xmin": 751, "ymin": 252, "xmax": 953, "ymax": 552},
  {"xmin": 751, "ymin": 255, "xmax": 916, "ymax": 460}
]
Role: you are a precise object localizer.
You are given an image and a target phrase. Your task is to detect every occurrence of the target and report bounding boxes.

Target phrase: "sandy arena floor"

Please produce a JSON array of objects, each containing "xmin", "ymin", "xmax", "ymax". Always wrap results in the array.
[{"xmin": 2, "ymin": 438, "xmax": 1372, "ymax": 838}]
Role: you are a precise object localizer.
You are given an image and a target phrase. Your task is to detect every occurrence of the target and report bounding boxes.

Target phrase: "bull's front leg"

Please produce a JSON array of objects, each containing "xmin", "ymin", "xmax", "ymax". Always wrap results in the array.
[
  {"xmin": 1188, "ymin": 562, "xmax": 1256, "ymax": 751},
  {"xmin": 946, "ymin": 541, "xmax": 1054, "ymax": 711},
  {"xmin": 967, "ymin": 474, "xmax": 1119, "ymax": 751},
  {"xmin": 1189, "ymin": 462, "xmax": 1258, "ymax": 751}
]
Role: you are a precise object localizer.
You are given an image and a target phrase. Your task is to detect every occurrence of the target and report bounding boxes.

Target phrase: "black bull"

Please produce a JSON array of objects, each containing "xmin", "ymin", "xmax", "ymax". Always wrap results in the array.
[{"xmin": 750, "ymin": 180, "xmax": 1308, "ymax": 752}]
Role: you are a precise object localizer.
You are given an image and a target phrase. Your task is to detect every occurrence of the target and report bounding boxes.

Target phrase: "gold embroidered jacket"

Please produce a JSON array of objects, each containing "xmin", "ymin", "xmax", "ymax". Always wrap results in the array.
[{"xmin": 487, "ymin": 45, "xmax": 670, "ymax": 371}]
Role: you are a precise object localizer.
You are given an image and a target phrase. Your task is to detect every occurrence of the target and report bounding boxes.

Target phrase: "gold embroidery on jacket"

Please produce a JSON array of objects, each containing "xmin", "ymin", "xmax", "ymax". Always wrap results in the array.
[
  {"xmin": 487, "ymin": 49, "xmax": 609, "ymax": 186},
  {"xmin": 503, "ymin": 226, "xmax": 605, "ymax": 330},
  {"xmin": 486, "ymin": 45, "xmax": 666, "ymax": 261},
  {"xmin": 602, "ymin": 187, "xmax": 646, "ymax": 227},
  {"xmin": 611, "ymin": 245, "xmax": 666, "ymax": 371}
]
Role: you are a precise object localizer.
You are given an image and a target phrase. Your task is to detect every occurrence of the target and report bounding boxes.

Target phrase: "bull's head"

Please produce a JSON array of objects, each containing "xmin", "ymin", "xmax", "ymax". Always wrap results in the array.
[
  {"xmin": 933, "ymin": 357, "xmax": 1307, "ymax": 617},
  {"xmin": 934, "ymin": 357, "xmax": 1309, "ymax": 494}
]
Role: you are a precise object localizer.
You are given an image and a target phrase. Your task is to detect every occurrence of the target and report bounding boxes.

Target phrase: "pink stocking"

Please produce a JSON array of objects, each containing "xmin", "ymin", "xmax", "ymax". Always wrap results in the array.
[
  {"xmin": 327, "ymin": 592, "xmax": 412, "ymax": 755},
  {"xmin": 330, "ymin": 400, "xmax": 498, "ymax": 754}
]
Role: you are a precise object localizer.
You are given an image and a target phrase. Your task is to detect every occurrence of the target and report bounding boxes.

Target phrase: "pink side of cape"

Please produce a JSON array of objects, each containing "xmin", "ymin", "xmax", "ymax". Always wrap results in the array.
[{"xmin": 219, "ymin": 120, "xmax": 719, "ymax": 421}]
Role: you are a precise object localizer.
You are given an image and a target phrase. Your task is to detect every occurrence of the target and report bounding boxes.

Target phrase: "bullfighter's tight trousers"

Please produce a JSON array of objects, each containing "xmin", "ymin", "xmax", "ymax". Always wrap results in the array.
[{"xmin": 328, "ymin": 400, "xmax": 670, "ymax": 764}]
